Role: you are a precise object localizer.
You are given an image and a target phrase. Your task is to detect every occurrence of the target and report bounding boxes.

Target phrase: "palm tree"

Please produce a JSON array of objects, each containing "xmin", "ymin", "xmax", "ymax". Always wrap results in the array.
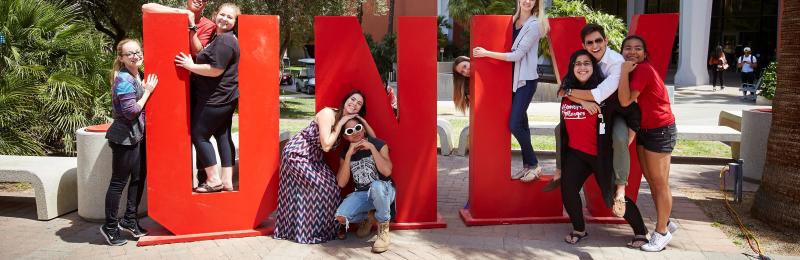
[
  {"xmin": 751, "ymin": 0, "xmax": 800, "ymax": 228},
  {"xmin": 0, "ymin": 0, "xmax": 112, "ymax": 155}
]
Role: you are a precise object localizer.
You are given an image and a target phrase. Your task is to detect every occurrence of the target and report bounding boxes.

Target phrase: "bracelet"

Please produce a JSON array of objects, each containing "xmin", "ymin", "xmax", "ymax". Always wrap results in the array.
[
  {"xmin": 566, "ymin": 89, "xmax": 573, "ymax": 97},
  {"xmin": 189, "ymin": 25, "xmax": 198, "ymax": 32}
]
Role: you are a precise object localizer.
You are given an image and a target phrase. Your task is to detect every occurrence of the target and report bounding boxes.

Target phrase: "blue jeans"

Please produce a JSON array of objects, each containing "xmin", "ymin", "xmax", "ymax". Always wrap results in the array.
[
  {"xmin": 335, "ymin": 181, "xmax": 396, "ymax": 227},
  {"xmin": 511, "ymin": 80, "xmax": 539, "ymax": 169}
]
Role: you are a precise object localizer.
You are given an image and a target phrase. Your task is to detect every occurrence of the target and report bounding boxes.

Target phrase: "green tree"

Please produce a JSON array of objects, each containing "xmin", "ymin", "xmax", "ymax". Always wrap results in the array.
[
  {"xmin": 447, "ymin": 0, "xmax": 627, "ymax": 58},
  {"xmin": 1, "ymin": 0, "xmax": 113, "ymax": 155}
]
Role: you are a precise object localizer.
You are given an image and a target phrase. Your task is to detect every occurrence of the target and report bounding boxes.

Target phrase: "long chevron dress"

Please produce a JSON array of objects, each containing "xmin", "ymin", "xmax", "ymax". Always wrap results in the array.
[{"xmin": 273, "ymin": 120, "xmax": 340, "ymax": 244}]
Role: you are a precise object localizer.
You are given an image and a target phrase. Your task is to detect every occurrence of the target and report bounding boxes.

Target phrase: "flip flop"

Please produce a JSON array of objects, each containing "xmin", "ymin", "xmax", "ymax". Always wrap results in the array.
[
  {"xmin": 194, "ymin": 182, "xmax": 223, "ymax": 193},
  {"xmin": 627, "ymin": 235, "xmax": 649, "ymax": 249},
  {"xmin": 564, "ymin": 231, "xmax": 588, "ymax": 245}
]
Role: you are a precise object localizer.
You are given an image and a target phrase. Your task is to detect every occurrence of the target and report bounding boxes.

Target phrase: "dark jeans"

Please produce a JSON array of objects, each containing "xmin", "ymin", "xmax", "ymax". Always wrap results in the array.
[
  {"xmin": 192, "ymin": 101, "xmax": 237, "ymax": 171},
  {"xmin": 741, "ymin": 72, "xmax": 755, "ymax": 95},
  {"xmin": 710, "ymin": 69, "xmax": 724, "ymax": 88},
  {"xmin": 561, "ymin": 148, "xmax": 647, "ymax": 235},
  {"xmin": 510, "ymin": 80, "xmax": 539, "ymax": 168},
  {"xmin": 105, "ymin": 141, "xmax": 147, "ymax": 226}
]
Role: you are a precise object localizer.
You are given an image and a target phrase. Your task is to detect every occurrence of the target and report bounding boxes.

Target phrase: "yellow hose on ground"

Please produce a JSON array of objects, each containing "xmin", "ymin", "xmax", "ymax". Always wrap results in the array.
[{"xmin": 719, "ymin": 166, "xmax": 767, "ymax": 259}]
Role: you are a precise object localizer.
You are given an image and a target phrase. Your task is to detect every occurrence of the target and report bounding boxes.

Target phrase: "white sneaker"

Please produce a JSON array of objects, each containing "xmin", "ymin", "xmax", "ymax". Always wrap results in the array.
[
  {"xmin": 667, "ymin": 219, "xmax": 678, "ymax": 234},
  {"xmin": 641, "ymin": 230, "xmax": 672, "ymax": 252}
]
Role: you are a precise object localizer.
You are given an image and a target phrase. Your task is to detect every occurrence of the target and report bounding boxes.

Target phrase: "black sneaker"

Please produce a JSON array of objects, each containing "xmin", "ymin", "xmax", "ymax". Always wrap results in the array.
[
  {"xmin": 100, "ymin": 224, "xmax": 127, "ymax": 246},
  {"xmin": 119, "ymin": 219, "xmax": 149, "ymax": 238}
]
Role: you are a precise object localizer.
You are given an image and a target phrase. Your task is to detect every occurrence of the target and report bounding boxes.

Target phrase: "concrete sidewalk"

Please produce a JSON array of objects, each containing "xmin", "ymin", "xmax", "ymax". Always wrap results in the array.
[{"xmin": 2, "ymin": 155, "xmax": 796, "ymax": 260}]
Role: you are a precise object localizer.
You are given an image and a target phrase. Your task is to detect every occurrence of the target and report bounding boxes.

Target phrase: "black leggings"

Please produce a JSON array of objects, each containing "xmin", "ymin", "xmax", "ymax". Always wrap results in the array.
[
  {"xmin": 561, "ymin": 147, "xmax": 647, "ymax": 235},
  {"xmin": 105, "ymin": 141, "xmax": 146, "ymax": 226},
  {"xmin": 192, "ymin": 101, "xmax": 237, "ymax": 170},
  {"xmin": 710, "ymin": 69, "xmax": 724, "ymax": 88}
]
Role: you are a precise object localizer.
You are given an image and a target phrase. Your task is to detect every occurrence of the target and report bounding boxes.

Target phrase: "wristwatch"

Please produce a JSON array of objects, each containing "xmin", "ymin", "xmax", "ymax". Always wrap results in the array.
[
  {"xmin": 566, "ymin": 88, "xmax": 573, "ymax": 97},
  {"xmin": 189, "ymin": 25, "xmax": 198, "ymax": 32}
]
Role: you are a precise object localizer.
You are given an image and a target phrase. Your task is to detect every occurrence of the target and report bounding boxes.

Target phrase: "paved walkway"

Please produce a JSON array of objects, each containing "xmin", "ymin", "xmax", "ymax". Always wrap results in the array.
[{"xmin": 2, "ymin": 155, "xmax": 797, "ymax": 260}]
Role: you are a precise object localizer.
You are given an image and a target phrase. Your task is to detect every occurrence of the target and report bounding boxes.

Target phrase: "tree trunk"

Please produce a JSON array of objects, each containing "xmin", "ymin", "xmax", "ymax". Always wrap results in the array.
[
  {"xmin": 751, "ymin": 0, "xmax": 800, "ymax": 229},
  {"xmin": 386, "ymin": 0, "xmax": 396, "ymax": 36}
]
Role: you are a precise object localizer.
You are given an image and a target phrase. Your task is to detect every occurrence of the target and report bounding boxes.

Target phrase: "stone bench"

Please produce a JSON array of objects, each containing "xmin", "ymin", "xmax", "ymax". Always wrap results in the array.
[
  {"xmin": 455, "ymin": 123, "xmax": 741, "ymax": 156},
  {"xmin": 718, "ymin": 110, "xmax": 742, "ymax": 159},
  {"xmin": 437, "ymin": 119, "xmax": 454, "ymax": 155},
  {"xmin": 0, "ymin": 155, "xmax": 78, "ymax": 220}
]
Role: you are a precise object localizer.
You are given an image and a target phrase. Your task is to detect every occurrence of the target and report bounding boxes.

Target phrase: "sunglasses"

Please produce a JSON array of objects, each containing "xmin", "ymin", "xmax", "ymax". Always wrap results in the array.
[
  {"xmin": 344, "ymin": 124, "xmax": 363, "ymax": 136},
  {"xmin": 584, "ymin": 37, "xmax": 604, "ymax": 45}
]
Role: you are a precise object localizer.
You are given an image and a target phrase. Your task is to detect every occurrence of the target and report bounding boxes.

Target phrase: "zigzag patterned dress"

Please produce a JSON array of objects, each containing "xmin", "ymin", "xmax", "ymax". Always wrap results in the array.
[{"xmin": 273, "ymin": 120, "xmax": 340, "ymax": 244}]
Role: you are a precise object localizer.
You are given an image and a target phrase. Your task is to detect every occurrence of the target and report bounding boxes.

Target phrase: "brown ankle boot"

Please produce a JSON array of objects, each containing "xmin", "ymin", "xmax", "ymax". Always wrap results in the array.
[
  {"xmin": 356, "ymin": 211, "xmax": 376, "ymax": 238},
  {"xmin": 372, "ymin": 221, "xmax": 391, "ymax": 253}
]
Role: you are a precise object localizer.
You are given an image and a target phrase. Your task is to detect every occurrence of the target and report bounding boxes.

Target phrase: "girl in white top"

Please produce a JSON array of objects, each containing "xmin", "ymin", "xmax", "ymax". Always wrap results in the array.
[{"xmin": 472, "ymin": 0, "xmax": 550, "ymax": 182}]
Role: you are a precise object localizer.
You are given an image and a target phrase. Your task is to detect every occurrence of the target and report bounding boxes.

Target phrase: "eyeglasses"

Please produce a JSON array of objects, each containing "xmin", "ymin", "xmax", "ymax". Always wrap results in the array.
[
  {"xmin": 584, "ymin": 37, "xmax": 604, "ymax": 46},
  {"xmin": 573, "ymin": 61, "xmax": 592, "ymax": 67},
  {"xmin": 122, "ymin": 50, "xmax": 143, "ymax": 58},
  {"xmin": 344, "ymin": 124, "xmax": 363, "ymax": 136}
]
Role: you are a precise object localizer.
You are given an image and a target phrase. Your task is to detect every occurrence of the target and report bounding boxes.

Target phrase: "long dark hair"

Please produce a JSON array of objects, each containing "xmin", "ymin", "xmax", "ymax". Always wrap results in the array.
[
  {"xmin": 713, "ymin": 45, "xmax": 724, "ymax": 59},
  {"xmin": 452, "ymin": 56, "xmax": 470, "ymax": 113},
  {"xmin": 561, "ymin": 50, "xmax": 604, "ymax": 91},
  {"xmin": 332, "ymin": 90, "xmax": 367, "ymax": 131}
]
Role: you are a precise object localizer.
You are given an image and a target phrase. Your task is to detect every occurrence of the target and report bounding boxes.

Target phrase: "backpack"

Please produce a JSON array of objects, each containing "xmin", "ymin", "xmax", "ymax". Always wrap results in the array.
[{"xmin": 738, "ymin": 56, "xmax": 757, "ymax": 71}]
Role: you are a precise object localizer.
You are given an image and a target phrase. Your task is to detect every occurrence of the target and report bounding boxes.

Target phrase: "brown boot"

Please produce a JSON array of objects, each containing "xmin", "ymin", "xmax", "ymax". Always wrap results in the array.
[
  {"xmin": 356, "ymin": 211, "xmax": 377, "ymax": 238},
  {"xmin": 372, "ymin": 221, "xmax": 391, "ymax": 253}
]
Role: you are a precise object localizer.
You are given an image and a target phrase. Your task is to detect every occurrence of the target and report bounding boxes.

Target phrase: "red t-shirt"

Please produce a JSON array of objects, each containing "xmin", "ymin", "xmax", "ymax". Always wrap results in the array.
[
  {"xmin": 562, "ymin": 99, "xmax": 598, "ymax": 156},
  {"xmin": 196, "ymin": 17, "xmax": 217, "ymax": 47},
  {"xmin": 629, "ymin": 62, "xmax": 675, "ymax": 129}
]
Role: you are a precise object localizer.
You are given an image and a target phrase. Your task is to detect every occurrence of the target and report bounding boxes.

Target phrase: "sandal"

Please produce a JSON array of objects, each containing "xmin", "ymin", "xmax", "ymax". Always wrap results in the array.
[
  {"xmin": 194, "ymin": 182, "xmax": 224, "ymax": 193},
  {"xmin": 612, "ymin": 197, "xmax": 626, "ymax": 217},
  {"xmin": 512, "ymin": 168, "xmax": 531, "ymax": 180},
  {"xmin": 564, "ymin": 231, "xmax": 588, "ymax": 245},
  {"xmin": 540, "ymin": 178, "xmax": 561, "ymax": 192},
  {"xmin": 520, "ymin": 165, "xmax": 542, "ymax": 183},
  {"xmin": 336, "ymin": 224, "xmax": 347, "ymax": 240},
  {"xmin": 626, "ymin": 235, "xmax": 649, "ymax": 249}
]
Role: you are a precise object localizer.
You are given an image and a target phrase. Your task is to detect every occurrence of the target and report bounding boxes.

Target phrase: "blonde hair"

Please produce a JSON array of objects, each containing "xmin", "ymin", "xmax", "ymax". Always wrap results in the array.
[
  {"xmin": 452, "ymin": 56, "xmax": 470, "ymax": 113},
  {"xmin": 214, "ymin": 3, "xmax": 242, "ymax": 33},
  {"xmin": 110, "ymin": 38, "xmax": 143, "ymax": 88},
  {"xmin": 512, "ymin": 0, "xmax": 550, "ymax": 36}
]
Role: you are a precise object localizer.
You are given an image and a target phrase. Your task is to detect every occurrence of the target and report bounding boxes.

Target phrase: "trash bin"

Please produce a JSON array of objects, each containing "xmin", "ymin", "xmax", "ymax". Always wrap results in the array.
[
  {"xmin": 740, "ymin": 108, "xmax": 772, "ymax": 182},
  {"xmin": 76, "ymin": 124, "xmax": 147, "ymax": 222}
]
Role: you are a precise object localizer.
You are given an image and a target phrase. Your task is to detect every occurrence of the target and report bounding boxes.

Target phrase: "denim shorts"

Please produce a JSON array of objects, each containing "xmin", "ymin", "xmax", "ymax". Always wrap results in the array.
[{"xmin": 636, "ymin": 123, "xmax": 677, "ymax": 153}]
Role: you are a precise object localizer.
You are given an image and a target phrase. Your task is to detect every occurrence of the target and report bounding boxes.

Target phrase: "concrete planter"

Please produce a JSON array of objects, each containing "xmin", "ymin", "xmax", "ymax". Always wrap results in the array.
[
  {"xmin": 76, "ymin": 125, "xmax": 147, "ymax": 222},
  {"xmin": 437, "ymin": 73, "xmax": 454, "ymax": 101},
  {"xmin": 740, "ymin": 109, "xmax": 773, "ymax": 182},
  {"xmin": 756, "ymin": 95, "xmax": 773, "ymax": 106}
]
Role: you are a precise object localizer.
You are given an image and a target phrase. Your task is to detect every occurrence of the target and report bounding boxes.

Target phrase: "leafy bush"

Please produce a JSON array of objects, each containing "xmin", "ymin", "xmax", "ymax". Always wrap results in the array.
[
  {"xmin": 447, "ymin": 0, "xmax": 627, "ymax": 59},
  {"xmin": 1, "ymin": 0, "xmax": 113, "ymax": 155},
  {"xmin": 759, "ymin": 61, "xmax": 777, "ymax": 100},
  {"xmin": 540, "ymin": 0, "xmax": 627, "ymax": 58}
]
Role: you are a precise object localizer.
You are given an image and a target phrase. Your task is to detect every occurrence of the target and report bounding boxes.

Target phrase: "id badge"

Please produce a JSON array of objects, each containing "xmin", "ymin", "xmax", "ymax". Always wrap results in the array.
[{"xmin": 599, "ymin": 123, "xmax": 606, "ymax": 135}]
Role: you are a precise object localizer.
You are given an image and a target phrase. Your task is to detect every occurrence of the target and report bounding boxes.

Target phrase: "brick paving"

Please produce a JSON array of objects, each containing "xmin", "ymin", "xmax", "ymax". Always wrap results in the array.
[{"xmin": 1, "ymin": 155, "xmax": 797, "ymax": 260}]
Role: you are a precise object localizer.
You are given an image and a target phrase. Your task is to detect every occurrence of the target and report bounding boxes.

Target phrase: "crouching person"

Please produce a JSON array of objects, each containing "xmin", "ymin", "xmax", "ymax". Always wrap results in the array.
[{"xmin": 335, "ymin": 117, "xmax": 395, "ymax": 253}]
